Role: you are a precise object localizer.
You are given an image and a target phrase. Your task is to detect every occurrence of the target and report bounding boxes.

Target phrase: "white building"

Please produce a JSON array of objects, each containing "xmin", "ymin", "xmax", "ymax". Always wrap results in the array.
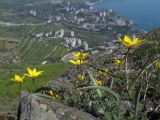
[
  {"xmin": 30, "ymin": 10, "xmax": 37, "ymax": 16},
  {"xmin": 99, "ymin": 11, "xmax": 106, "ymax": 17},
  {"xmin": 49, "ymin": 32, "xmax": 52, "ymax": 36},
  {"xmin": 83, "ymin": 41, "xmax": 88, "ymax": 51},
  {"xmin": 67, "ymin": 1, "xmax": 70, "ymax": 6},
  {"xmin": 55, "ymin": 29, "xmax": 64, "ymax": 38},
  {"xmin": 82, "ymin": 23, "xmax": 88, "ymax": 29},
  {"xmin": 56, "ymin": 16, "xmax": 61, "ymax": 21},
  {"xmin": 89, "ymin": 6, "xmax": 93, "ymax": 10},
  {"xmin": 80, "ymin": 8, "xmax": 85, "ymax": 12},
  {"xmin": 70, "ymin": 31, "xmax": 75, "ymax": 37},
  {"xmin": 75, "ymin": 10, "xmax": 80, "ymax": 15},
  {"xmin": 108, "ymin": 9, "xmax": 112, "ymax": 13},
  {"xmin": 116, "ymin": 19, "xmax": 126, "ymax": 26},
  {"xmin": 42, "ymin": 61, "xmax": 48, "ymax": 65},
  {"xmin": 66, "ymin": 7, "xmax": 69, "ymax": 12},
  {"xmin": 45, "ymin": 33, "xmax": 50, "ymax": 37},
  {"xmin": 71, "ymin": 38, "xmax": 77, "ymax": 47},
  {"xmin": 48, "ymin": 20, "xmax": 52, "ymax": 23},
  {"xmin": 77, "ymin": 18, "xmax": 84, "ymax": 24},
  {"xmin": 60, "ymin": 29, "xmax": 64, "ymax": 38},
  {"xmin": 35, "ymin": 33, "xmax": 44, "ymax": 38},
  {"xmin": 74, "ymin": 16, "xmax": 78, "ymax": 20},
  {"xmin": 129, "ymin": 20, "xmax": 134, "ymax": 25},
  {"xmin": 96, "ymin": 17, "xmax": 100, "ymax": 22},
  {"xmin": 77, "ymin": 39, "xmax": 82, "ymax": 46},
  {"xmin": 64, "ymin": 37, "xmax": 82, "ymax": 48}
]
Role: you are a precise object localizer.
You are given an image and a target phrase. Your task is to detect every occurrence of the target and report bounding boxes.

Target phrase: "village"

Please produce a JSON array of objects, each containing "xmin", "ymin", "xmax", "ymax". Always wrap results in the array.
[
  {"xmin": 27, "ymin": 1, "xmax": 146, "ymax": 57},
  {"xmin": 27, "ymin": 1, "xmax": 145, "ymax": 34},
  {"xmin": 0, "ymin": 0, "xmax": 146, "ymax": 64}
]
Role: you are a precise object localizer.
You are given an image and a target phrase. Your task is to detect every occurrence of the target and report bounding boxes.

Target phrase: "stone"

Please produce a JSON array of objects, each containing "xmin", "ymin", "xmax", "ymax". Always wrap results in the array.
[
  {"xmin": 18, "ymin": 92, "xmax": 98, "ymax": 120},
  {"xmin": 120, "ymin": 100, "xmax": 134, "ymax": 112}
]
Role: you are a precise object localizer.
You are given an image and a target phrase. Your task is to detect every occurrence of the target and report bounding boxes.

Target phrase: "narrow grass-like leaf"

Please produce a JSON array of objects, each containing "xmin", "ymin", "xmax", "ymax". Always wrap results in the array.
[
  {"xmin": 134, "ymin": 83, "xmax": 141, "ymax": 119},
  {"xmin": 153, "ymin": 31, "xmax": 160, "ymax": 46},
  {"xmin": 78, "ymin": 86, "xmax": 120, "ymax": 102},
  {"xmin": 34, "ymin": 93, "xmax": 54, "ymax": 101},
  {"xmin": 88, "ymin": 70, "xmax": 103, "ymax": 97},
  {"xmin": 130, "ymin": 57, "xmax": 153, "ymax": 90}
]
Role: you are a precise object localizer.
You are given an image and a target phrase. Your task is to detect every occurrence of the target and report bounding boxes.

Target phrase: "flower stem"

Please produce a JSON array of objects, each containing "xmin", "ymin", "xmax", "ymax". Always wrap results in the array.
[
  {"xmin": 32, "ymin": 78, "xmax": 35, "ymax": 84},
  {"xmin": 125, "ymin": 48, "xmax": 130, "ymax": 92},
  {"xmin": 19, "ymin": 82, "xmax": 22, "ymax": 87},
  {"xmin": 75, "ymin": 59, "xmax": 82, "ymax": 88},
  {"xmin": 110, "ymin": 79, "xmax": 114, "ymax": 89},
  {"xmin": 125, "ymin": 57, "xmax": 129, "ymax": 91}
]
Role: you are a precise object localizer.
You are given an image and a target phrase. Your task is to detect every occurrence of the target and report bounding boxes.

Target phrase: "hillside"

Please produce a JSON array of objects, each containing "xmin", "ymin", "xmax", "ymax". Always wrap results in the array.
[
  {"xmin": 53, "ymin": 29, "xmax": 160, "ymax": 120},
  {"xmin": 0, "ymin": 21, "xmax": 111, "ymax": 63},
  {"xmin": 0, "ymin": 24, "xmax": 65, "ymax": 64},
  {"xmin": 0, "ymin": 19, "xmax": 111, "ymax": 111},
  {"xmin": 145, "ymin": 28, "xmax": 160, "ymax": 41},
  {"xmin": 1, "ymin": 1, "xmax": 158, "ymax": 118}
]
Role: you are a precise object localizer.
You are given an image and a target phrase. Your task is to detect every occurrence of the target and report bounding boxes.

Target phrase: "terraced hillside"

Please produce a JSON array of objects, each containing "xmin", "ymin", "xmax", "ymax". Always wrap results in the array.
[
  {"xmin": 0, "ymin": 23, "xmax": 68, "ymax": 64},
  {"xmin": 16, "ymin": 37, "xmax": 66, "ymax": 63},
  {"xmin": 0, "ymin": 21, "xmax": 111, "ymax": 64},
  {"xmin": 0, "ymin": 23, "xmax": 70, "ymax": 111}
]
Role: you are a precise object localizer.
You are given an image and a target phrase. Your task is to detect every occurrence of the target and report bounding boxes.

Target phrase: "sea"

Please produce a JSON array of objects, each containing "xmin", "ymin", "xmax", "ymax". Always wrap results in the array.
[{"xmin": 93, "ymin": 0, "xmax": 160, "ymax": 31}]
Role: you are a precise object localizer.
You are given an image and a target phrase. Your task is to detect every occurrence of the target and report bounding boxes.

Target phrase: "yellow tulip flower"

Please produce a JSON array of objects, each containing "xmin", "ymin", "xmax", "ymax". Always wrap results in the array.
[
  {"xmin": 77, "ymin": 74, "xmax": 85, "ymax": 80},
  {"xmin": 118, "ymin": 35, "xmax": 144, "ymax": 48},
  {"xmin": 96, "ymin": 79, "xmax": 103, "ymax": 86},
  {"xmin": 47, "ymin": 90, "xmax": 59, "ymax": 98},
  {"xmin": 25, "ymin": 68, "xmax": 43, "ymax": 79},
  {"xmin": 72, "ymin": 52, "xmax": 87, "ymax": 60},
  {"xmin": 69, "ymin": 59, "xmax": 87, "ymax": 65},
  {"xmin": 114, "ymin": 59, "xmax": 124, "ymax": 66},
  {"xmin": 97, "ymin": 68, "xmax": 109, "ymax": 75},
  {"xmin": 155, "ymin": 60, "xmax": 160, "ymax": 69},
  {"xmin": 11, "ymin": 74, "xmax": 25, "ymax": 83}
]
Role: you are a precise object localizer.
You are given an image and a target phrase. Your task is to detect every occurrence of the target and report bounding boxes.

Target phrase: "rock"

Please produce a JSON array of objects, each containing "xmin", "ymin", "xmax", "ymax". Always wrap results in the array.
[
  {"xmin": 120, "ymin": 100, "xmax": 134, "ymax": 117},
  {"xmin": 144, "ymin": 99, "xmax": 155, "ymax": 112},
  {"xmin": 18, "ymin": 92, "xmax": 98, "ymax": 120},
  {"xmin": 120, "ymin": 100, "xmax": 134, "ymax": 112}
]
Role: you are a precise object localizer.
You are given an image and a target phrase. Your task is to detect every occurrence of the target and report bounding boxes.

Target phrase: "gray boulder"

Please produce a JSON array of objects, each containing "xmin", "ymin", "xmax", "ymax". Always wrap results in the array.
[{"xmin": 18, "ymin": 92, "xmax": 98, "ymax": 120}]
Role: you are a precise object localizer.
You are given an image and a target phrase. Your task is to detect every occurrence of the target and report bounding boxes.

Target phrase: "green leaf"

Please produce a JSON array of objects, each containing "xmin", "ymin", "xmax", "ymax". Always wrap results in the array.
[
  {"xmin": 78, "ymin": 86, "xmax": 120, "ymax": 102},
  {"xmin": 134, "ymin": 83, "xmax": 142, "ymax": 119},
  {"xmin": 88, "ymin": 70, "xmax": 103, "ymax": 97}
]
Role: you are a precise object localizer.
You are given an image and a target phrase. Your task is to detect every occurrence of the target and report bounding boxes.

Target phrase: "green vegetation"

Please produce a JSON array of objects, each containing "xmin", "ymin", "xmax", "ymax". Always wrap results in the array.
[
  {"xmin": 0, "ymin": 63, "xmax": 68, "ymax": 111},
  {"xmin": 0, "ymin": 23, "xmax": 69, "ymax": 111},
  {"xmin": 0, "ymin": 23, "xmax": 68, "ymax": 64},
  {"xmin": 46, "ymin": 33, "xmax": 160, "ymax": 120},
  {"xmin": 0, "ymin": 22, "xmax": 111, "ymax": 64},
  {"xmin": 0, "ymin": 1, "xmax": 160, "ymax": 119},
  {"xmin": 0, "ymin": 21, "xmax": 114, "ymax": 113},
  {"xmin": 61, "ymin": 21, "xmax": 111, "ymax": 47},
  {"xmin": 76, "ymin": 30, "xmax": 110, "ymax": 47}
]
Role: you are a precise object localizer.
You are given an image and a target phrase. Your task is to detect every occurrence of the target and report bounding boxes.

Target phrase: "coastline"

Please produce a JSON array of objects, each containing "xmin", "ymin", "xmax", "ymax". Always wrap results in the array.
[
  {"xmin": 92, "ymin": 0, "xmax": 147, "ymax": 33},
  {"xmin": 85, "ymin": 0, "xmax": 103, "ymax": 6}
]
